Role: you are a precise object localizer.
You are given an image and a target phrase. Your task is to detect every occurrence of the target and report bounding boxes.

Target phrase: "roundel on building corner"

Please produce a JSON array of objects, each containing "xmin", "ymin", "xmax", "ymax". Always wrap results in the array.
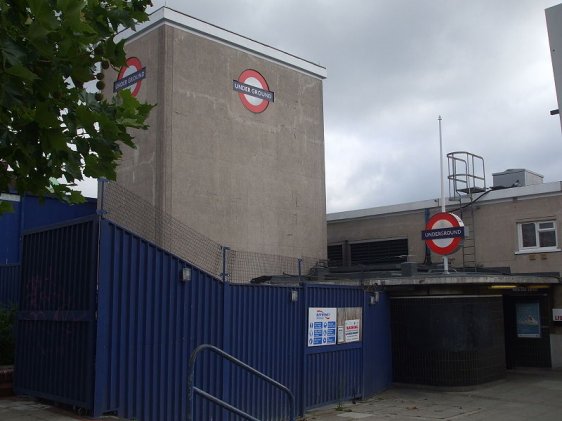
[
  {"xmin": 233, "ymin": 69, "xmax": 275, "ymax": 113},
  {"xmin": 113, "ymin": 57, "xmax": 146, "ymax": 97}
]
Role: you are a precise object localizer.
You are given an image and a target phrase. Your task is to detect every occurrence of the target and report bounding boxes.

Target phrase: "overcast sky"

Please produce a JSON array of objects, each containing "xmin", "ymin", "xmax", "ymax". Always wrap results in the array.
[{"xmin": 80, "ymin": 1, "xmax": 562, "ymax": 213}]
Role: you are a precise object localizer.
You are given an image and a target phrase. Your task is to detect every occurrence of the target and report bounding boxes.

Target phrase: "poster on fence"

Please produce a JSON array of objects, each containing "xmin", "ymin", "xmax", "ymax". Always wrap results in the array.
[
  {"xmin": 337, "ymin": 307, "xmax": 362, "ymax": 343},
  {"xmin": 344, "ymin": 319, "xmax": 360, "ymax": 343},
  {"xmin": 307, "ymin": 308, "xmax": 337, "ymax": 347},
  {"xmin": 516, "ymin": 302, "xmax": 541, "ymax": 338}
]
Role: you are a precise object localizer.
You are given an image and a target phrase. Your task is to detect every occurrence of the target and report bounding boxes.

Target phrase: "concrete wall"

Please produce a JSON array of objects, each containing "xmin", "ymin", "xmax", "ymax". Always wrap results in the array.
[
  {"xmin": 472, "ymin": 194, "xmax": 562, "ymax": 274},
  {"xmin": 328, "ymin": 209, "xmax": 429, "ymax": 264},
  {"xmin": 106, "ymin": 26, "xmax": 163, "ymax": 206},
  {"xmin": 107, "ymin": 18, "xmax": 327, "ymax": 260}
]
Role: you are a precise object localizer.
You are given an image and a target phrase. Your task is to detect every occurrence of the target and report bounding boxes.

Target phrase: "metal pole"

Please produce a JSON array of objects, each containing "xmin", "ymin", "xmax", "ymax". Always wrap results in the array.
[
  {"xmin": 221, "ymin": 246, "xmax": 230, "ymax": 283},
  {"xmin": 438, "ymin": 116, "xmax": 449, "ymax": 274},
  {"xmin": 96, "ymin": 177, "xmax": 108, "ymax": 217}
]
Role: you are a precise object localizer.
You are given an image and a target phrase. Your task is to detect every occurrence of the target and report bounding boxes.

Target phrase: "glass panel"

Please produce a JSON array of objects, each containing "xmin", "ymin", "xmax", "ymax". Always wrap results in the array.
[
  {"xmin": 538, "ymin": 222, "xmax": 554, "ymax": 230},
  {"xmin": 539, "ymin": 231, "xmax": 556, "ymax": 247},
  {"xmin": 521, "ymin": 223, "xmax": 537, "ymax": 248}
]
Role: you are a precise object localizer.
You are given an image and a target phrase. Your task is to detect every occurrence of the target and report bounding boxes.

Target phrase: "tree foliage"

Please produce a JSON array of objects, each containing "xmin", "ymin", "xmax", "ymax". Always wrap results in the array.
[{"xmin": 0, "ymin": 0, "xmax": 153, "ymax": 211}]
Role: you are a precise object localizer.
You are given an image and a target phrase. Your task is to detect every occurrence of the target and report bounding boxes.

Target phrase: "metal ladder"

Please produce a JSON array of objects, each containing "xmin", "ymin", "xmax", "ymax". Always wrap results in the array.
[
  {"xmin": 460, "ymin": 205, "xmax": 476, "ymax": 271},
  {"xmin": 447, "ymin": 151, "xmax": 486, "ymax": 271}
]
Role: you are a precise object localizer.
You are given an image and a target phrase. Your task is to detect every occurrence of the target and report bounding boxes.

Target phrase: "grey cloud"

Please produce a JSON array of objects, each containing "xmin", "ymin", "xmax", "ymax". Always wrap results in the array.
[{"xmin": 158, "ymin": 0, "xmax": 562, "ymax": 212}]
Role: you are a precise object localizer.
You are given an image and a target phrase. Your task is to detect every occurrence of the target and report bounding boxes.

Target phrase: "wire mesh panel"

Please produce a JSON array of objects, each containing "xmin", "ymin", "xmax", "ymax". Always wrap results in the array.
[
  {"xmin": 100, "ymin": 181, "xmax": 322, "ymax": 284},
  {"xmin": 227, "ymin": 250, "xmax": 318, "ymax": 284},
  {"xmin": 100, "ymin": 181, "xmax": 223, "ymax": 279}
]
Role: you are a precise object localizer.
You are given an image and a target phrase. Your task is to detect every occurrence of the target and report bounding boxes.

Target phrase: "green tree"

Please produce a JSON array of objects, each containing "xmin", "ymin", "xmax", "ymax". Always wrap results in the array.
[{"xmin": 0, "ymin": 0, "xmax": 154, "ymax": 212}]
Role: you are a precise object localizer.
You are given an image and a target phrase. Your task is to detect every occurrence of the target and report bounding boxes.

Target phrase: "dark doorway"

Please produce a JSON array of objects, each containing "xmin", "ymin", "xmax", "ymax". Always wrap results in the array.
[{"xmin": 503, "ymin": 293, "xmax": 551, "ymax": 368}]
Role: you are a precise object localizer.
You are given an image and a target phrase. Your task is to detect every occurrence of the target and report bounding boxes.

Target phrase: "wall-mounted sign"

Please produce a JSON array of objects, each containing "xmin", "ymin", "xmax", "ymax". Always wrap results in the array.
[
  {"xmin": 516, "ymin": 302, "xmax": 541, "ymax": 338},
  {"xmin": 337, "ymin": 307, "xmax": 362, "ymax": 344},
  {"xmin": 233, "ymin": 69, "xmax": 274, "ymax": 113},
  {"xmin": 113, "ymin": 57, "xmax": 146, "ymax": 96},
  {"xmin": 553, "ymin": 308, "xmax": 562, "ymax": 322},
  {"xmin": 307, "ymin": 308, "xmax": 337, "ymax": 347},
  {"xmin": 344, "ymin": 319, "xmax": 360, "ymax": 343},
  {"xmin": 308, "ymin": 307, "xmax": 363, "ymax": 347},
  {"xmin": 422, "ymin": 212, "xmax": 465, "ymax": 255}
]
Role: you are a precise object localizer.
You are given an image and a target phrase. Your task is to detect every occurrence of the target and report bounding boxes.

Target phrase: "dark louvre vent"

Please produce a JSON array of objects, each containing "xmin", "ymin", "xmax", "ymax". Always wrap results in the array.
[
  {"xmin": 350, "ymin": 239, "xmax": 408, "ymax": 265},
  {"xmin": 327, "ymin": 244, "xmax": 344, "ymax": 267}
]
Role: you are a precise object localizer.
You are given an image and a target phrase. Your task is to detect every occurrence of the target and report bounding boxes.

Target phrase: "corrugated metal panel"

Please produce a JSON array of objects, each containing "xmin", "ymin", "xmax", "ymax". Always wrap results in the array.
[
  {"xmin": 94, "ymin": 220, "xmax": 224, "ymax": 421},
  {"xmin": 14, "ymin": 217, "xmax": 98, "ymax": 410},
  {"xmin": 0, "ymin": 196, "xmax": 97, "ymax": 265},
  {"xmin": 362, "ymin": 292, "xmax": 392, "ymax": 397},
  {"xmin": 21, "ymin": 196, "xmax": 96, "ymax": 231},
  {"xmin": 305, "ymin": 346, "xmax": 363, "ymax": 407},
  {"xmin": 0, "ymin": 265, "xmax": 20, "ymax": 307},
  {"xmin": 0, "ymin": 200, "xmax": 21, "ymax": 264},
  {"xmin": 304, "ymin": 284, "xmax": 365, "ymax": 409},
  {"xmin": 226, "ymin": 284, "xmax": 303, "ymax": 420}
]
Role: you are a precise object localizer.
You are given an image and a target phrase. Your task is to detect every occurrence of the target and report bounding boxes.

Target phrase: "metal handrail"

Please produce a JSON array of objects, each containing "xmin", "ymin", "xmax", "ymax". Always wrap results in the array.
[{"xmin": 187, "ymin": 344, "xmax": 296, "ymax": 421}]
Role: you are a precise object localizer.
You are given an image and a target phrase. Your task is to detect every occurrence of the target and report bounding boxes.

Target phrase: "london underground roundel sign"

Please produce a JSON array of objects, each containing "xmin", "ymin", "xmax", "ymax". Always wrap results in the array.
[
  {"xmin": 233, "ymin": 69, "xmax": 274, "ymax": 113},
  {"xmin": 113, "ymin": 57, "xmax": 146, "ymax": 97},
  {"xmin": 422, "ymin": 212, "xmax": 465, "ymax": 255}
]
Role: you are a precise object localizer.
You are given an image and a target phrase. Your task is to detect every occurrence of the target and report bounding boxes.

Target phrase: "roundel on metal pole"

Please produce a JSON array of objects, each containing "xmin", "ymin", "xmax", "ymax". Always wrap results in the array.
[{"xmin": 422, "ymin": 212, "xmax": 465, "ymax": 255}]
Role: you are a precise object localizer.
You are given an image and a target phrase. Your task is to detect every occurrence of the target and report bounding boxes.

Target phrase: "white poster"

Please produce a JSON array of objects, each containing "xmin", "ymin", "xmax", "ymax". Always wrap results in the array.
[
  {"xmin": 308, "ymin": 308, "xmax": 337, "ymax": 347},
  {"xmin": 344, "ymin": 319, "xmax": 360, "ymax": 343}
]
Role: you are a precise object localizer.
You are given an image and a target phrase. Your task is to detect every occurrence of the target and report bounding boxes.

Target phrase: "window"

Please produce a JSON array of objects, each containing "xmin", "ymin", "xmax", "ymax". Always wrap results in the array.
[{"xmin": 517, "ymin": 221, "xmax": 558, "ymax": 252}]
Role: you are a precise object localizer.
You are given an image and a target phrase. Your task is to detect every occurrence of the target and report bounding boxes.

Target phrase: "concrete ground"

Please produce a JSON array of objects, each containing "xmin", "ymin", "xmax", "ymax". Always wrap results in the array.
[
  {"xmin": 306, "ymin": 368, "xmax": 562, "ymax": 421},
  {"xmin": 0, "ymin": 368, "xmax": 561, "ymax": 420}
]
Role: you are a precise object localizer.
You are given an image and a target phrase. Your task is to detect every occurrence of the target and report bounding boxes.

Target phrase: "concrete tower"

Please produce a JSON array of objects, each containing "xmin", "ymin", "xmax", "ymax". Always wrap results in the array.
[{"xmin": 106, "ymin": 7, "xmax": 327, "ymax": 261}]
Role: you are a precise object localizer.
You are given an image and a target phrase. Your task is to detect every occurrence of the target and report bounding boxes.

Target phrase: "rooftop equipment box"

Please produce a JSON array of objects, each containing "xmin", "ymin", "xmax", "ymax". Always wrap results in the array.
[{"xmin": 492, "ymin": 169, "xmax": 543, "ymax": 188}]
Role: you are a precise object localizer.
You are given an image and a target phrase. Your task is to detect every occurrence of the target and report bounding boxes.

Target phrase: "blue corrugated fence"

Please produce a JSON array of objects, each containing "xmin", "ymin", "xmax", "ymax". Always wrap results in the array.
[
  {"xmin": 15, "ymin": 217, "xmax": 98, "ymax": 410},
  {"xmin": 0, "ymin": 265, "xmax": 20, "ymax": 308},
  {"xmin": 14, "ymin": 217, "xmax": 392, "ymax": 420}
]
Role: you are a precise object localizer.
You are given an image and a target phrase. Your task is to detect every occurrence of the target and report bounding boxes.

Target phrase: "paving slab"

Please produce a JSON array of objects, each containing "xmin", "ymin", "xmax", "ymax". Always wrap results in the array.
[
  {"xmin": 1, "ymin": 368, "xmax": 561, "ymax": 420},
  {"xmin": 306, "ymin": 368, "xmax": 562, "ymax": 421}
]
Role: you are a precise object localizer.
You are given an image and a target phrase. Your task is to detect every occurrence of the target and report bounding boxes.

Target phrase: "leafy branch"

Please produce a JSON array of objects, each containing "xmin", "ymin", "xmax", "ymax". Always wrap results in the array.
[{"xmin": 0, "ymin": 0, "xmax": 154, "ymax": 208}]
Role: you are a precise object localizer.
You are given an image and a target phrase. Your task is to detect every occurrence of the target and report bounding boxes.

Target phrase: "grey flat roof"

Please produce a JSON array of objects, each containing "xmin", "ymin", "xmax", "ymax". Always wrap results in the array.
[
  {"xmin": 328, "ymin": 181, "xmax": 562, "ymax": 222},
  {"xmin": 363, "ymin": 273, "xmax": 560, "ymax": 286},
  {"xmin": 116, "ymin": 7, "xmax": 327, "ymax": 79}
]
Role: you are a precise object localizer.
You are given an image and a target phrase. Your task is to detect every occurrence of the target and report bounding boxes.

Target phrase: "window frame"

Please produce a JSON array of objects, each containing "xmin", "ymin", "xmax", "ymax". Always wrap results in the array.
[{"xmin": 516, "ymin": 220, "xmax": 560, "ymax": 253}]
